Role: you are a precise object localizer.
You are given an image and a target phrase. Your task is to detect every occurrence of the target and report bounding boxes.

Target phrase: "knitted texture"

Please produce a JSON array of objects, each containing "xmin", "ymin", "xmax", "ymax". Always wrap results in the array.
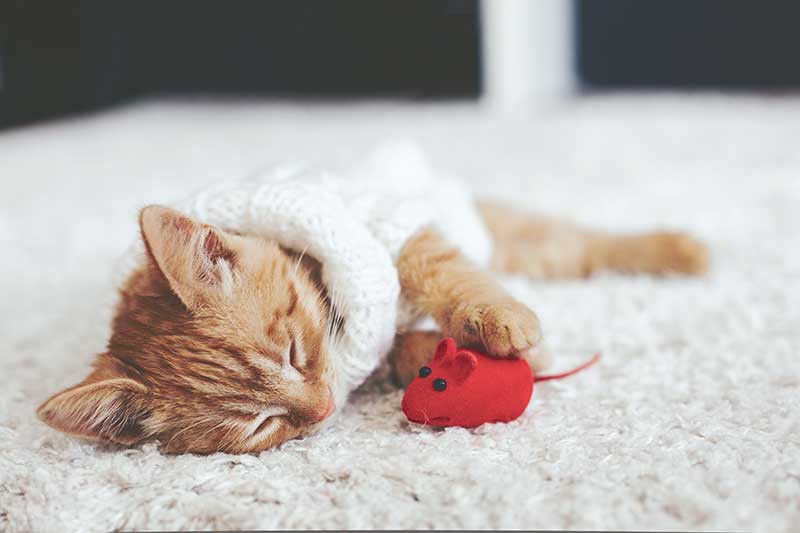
[{"xmin": 117, "ymin": 142, "xmax": 493, "ymax": 406}]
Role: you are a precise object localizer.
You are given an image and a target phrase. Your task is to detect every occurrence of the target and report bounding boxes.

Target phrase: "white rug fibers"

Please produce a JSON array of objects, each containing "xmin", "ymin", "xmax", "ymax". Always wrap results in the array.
[{"xmin": 1, "ymin": 95, "xmax": 798, "ymax": 531}]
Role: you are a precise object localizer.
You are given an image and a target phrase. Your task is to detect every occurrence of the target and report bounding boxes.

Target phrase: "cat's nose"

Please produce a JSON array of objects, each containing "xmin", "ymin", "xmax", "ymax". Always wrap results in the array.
[{"xmin": 313, "ymin": 392, "xmax": 335, "ymax": 422}]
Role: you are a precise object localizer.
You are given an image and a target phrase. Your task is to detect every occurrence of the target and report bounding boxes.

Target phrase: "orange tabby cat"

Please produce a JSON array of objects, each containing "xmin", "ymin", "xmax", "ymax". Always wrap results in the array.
[{"xmin": 37, "ymin": 202, "xmax": 707, "ymax": 453}]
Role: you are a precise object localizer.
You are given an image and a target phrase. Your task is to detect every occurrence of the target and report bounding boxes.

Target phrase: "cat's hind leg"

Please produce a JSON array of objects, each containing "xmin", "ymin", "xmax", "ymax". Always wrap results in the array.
[
  {"xmin": 389, "ymin": 330, "xmax": 443, "ymax": 388},
  {"xmin": 389, "ymin": 328, "xmax": 552, "ymax": 388},
  {"xmin": 479, "ymin": 201, "xmax": 709, "ymax": 279}
]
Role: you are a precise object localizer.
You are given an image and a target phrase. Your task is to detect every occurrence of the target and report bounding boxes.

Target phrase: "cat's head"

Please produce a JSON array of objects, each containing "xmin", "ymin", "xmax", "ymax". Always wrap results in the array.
[{"xmin": 37, "ymin": 205, "xmax": 336, "ymax": 454}]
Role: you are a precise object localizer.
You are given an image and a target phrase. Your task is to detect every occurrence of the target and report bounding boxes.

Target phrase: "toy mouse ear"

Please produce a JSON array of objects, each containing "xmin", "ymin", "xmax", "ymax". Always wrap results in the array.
[
  {"xmin": 433, "ymin": 337, "xmax": 457, "ymax": 361},
  {"xmin": 448, "ymin": 350, "xmax": 477, "ymax": 384}
]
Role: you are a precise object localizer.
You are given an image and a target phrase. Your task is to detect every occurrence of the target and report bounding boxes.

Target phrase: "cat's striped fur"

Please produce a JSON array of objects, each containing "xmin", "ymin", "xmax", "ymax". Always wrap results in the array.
[{"xmin": 38, "ymin": 203, "xmax": 708, "ymax": 453}]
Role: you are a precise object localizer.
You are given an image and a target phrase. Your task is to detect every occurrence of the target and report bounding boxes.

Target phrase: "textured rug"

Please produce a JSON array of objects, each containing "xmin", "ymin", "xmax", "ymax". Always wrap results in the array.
[{"xmin": 1, "ymin": 95, "xmax": 798, "ymax": 532}]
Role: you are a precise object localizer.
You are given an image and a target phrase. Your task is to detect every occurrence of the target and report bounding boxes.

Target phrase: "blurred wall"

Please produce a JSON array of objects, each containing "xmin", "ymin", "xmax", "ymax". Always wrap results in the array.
[
  {"xmin": 576, "ymin": 0, "xmax": 800, "ymax": 88},
  {"xmin": 5, "ymin": 0, "xmax": 800, "ymax": 130},
  {"xmin": 0, "ymin": 0, "xmax": 481, "ymax": 128}
]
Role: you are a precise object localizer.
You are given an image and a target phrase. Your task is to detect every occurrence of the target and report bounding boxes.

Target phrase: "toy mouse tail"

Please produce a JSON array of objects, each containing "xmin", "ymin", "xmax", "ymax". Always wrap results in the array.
[{"xmin": 535, "ymin": 353, "xmax": 601, "ymax": 382}]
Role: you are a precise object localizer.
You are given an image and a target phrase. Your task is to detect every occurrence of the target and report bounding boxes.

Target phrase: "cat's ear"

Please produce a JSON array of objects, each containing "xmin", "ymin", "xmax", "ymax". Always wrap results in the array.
[
  {"xmin": 139, "ymin": 205, "xmax": 239, "ymax": 310},
  {"xmin": 37, "ymin": 377, "xmax": 150, "ymax": 445},
  {"xmin": 446, "ymin": 350, "xmax": 477, "ymax": 384},
  {"xmin": 433, "ymin": 337, "xmax": 457, "ymax": 362}
]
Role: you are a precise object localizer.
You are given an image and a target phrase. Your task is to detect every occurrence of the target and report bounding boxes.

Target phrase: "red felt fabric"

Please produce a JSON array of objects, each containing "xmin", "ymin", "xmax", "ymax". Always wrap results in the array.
[
  {"xmin": 402, "ymin": 338, "xmax": 533, "ymax": 428},
  {"xmin": 402, "ymin": 337, "xmax": 599, "ymax": 428}
]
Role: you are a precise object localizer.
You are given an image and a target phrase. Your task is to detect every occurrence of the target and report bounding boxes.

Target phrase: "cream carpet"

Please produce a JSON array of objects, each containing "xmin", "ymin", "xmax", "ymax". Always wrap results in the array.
[{"xmin": 1, "ymin": 95, "xmax": 798, "ymax": 531}]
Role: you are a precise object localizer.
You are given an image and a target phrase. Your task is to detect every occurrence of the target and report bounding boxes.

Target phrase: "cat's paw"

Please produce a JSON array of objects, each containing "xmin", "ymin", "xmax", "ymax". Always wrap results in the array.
[
  {"xmin": 654, "ymin": 232, "xmax": 710, "ymax": 275},
  {"xmin": 447, "ymin": 300, "xmax": 542, "ymax": 358},
  {"xmin": 623, "ymin": 231, "xmax": 710, "ymax": 276}
]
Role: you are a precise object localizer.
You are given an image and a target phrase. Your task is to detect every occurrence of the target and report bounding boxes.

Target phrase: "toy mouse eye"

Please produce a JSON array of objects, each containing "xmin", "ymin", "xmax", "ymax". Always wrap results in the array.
[
  {"xmin": 433, "ymin": 378, "xmax": 447, "ymax": 391},
  {"xmin": 419, "ymin": 366, "xmax": 432, "ymax": 378}
]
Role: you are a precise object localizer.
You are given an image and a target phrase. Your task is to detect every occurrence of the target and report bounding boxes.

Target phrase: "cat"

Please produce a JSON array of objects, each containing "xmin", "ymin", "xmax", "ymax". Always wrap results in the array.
[{"xmin": 36, "ymin": 198, "xmax": 707, "ymax": 454}]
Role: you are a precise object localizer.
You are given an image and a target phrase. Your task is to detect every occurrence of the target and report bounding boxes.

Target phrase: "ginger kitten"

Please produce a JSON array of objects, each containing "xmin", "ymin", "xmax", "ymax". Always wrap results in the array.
[
  {"xmin": 38, "ymin": 206, "xmax": 334, "ymax": 454},
  {"xmin": 38, "ymin": 200, "xmax": 707, "ymax": 454}
]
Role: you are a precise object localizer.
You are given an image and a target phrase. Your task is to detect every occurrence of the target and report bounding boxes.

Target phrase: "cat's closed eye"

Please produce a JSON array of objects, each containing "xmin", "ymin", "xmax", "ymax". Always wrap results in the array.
[
  {"xmin": 289, "ymin": 338, "xmax": 304, "ymax": 370},
  {"xmin": 250, "ymin": 407, "xmax": 288, "ymax": 436}
]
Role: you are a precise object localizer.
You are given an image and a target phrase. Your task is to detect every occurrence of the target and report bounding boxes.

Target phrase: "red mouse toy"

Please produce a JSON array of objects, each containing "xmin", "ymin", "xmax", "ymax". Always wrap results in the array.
[{"xmin": 402, "ymin": 337, "xmax": 600, "ymax": 428}]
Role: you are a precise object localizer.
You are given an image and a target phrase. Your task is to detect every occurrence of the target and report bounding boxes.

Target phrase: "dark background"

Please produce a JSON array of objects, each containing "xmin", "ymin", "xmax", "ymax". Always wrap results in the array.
[
  {"xmin": 3, "ymin": 0, "xmax": 800, "ymax": 129},
  {"xmin": 576, "ymin": 0, "xmax": 800, "ymax": 88},
  {"xmin": 0, "ymin": 0, "xmax": 482, "ymax": 128}
]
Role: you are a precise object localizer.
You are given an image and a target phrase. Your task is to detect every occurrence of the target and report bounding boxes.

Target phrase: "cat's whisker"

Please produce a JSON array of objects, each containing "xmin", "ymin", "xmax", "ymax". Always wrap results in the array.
[
  {"xmin": 193, "ymin": 418, "xmax": 231, "ymax": 444},
  {"xmin": 165, "ymin": 415, "xmax": 220, "ymax": 449},
  {"xmin": 293, "ymin": 246, "xmax": 309, "ymax": 276}
]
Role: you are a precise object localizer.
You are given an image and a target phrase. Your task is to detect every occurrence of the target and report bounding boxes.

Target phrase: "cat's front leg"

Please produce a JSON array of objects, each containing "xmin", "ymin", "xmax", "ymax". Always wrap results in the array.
[{"xmin": 397, "ymin": 229, "xmax": 549, "ymax": 370}]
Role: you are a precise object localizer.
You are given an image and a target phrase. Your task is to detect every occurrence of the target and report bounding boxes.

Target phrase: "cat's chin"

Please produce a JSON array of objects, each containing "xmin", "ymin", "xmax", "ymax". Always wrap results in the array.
[{"xmin": 310, "ymin": 415, "xmax": 337, "ymax": 433}]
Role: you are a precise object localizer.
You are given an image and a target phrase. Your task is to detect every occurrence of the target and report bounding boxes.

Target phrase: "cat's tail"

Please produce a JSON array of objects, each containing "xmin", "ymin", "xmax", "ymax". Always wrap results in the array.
[{"xmin": 535, "ymin": 353, "xmax": 601, "ymax": 382}]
